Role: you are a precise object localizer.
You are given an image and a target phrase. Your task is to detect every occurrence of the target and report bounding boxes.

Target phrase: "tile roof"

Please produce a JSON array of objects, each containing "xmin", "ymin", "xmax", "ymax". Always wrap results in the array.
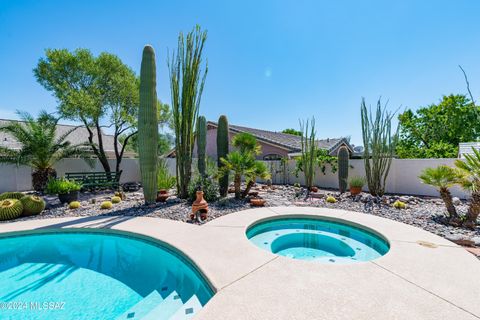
[{"xmin": 0, "ymin": 119, "xmax": 120, "ymax": 152}]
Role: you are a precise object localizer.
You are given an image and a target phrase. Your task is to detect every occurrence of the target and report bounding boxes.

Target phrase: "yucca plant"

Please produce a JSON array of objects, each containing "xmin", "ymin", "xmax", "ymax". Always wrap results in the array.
[
  {"xmin": 168, "ymin": 25, "xmax": 208, "ymax": 198},
  {"xmin": 0, "ymin": 111, "xmax": 94, "ymax": 192},
  {"xmin": 299, "ymin": 117, "xmax": 317, "ymax": 190},
  {"xmin": 419, "ymin": 165, "xmax": 460, "ymax": 220},
  {"xmin": 455, "ymin": 148, "xmax": 480, "ymax": 228}
]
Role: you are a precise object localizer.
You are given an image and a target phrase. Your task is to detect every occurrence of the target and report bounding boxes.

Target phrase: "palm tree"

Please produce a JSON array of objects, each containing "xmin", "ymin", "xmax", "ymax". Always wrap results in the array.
[
  {"xmin": 219, "ymin": 151, "xmax": 255, "ymax": 199},
  {"xmin": 455, "ymin": 148, "xmax": 480, "ymax": 228},
  {"xmin": 0, "ymin": 111, "xmax": 94, "ymax": 192},
  {"xmin": 419, "ymin": 165, "xmax": 460, "ymax": 221},
  {"xmin": 242, "ymin": 161, "xmax": 271, "ymax": 198}
]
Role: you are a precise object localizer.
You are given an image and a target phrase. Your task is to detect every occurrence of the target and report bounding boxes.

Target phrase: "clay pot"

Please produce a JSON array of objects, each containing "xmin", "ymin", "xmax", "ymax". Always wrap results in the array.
[
  {"xmin": 228, "ymin": 187, "xmax": 235, "ymax": 194},
  {"xmin": 349, "ymin": 186, "xmax": 362, "ymax": 196},
  {"xmin": 191, "ymin": 190, "xmax": 209, "ymax": 220},
  {"xmin": 310, "ymin": 186, "xmax": 318, "ymax": 193},
  {"xmin": 156, "ymin": 190, "xmax": 170, "ymax": 202},
  {"xmin": 250, "ymin": 198, "xmax": 266, "ymax": 207}
]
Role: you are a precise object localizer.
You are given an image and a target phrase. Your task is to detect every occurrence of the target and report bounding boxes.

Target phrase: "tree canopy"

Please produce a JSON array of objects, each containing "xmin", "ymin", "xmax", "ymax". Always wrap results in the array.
[
  {"xmin": 282, "ymin": 128, "xmax": 302, "ymax": 136},
  {"xmin": 397, "ymin": 94, "xmax": 480, "ymax": 158}
]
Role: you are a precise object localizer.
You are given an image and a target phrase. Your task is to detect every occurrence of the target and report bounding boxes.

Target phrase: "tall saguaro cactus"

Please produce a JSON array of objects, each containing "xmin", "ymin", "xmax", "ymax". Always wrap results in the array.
[
  {"xmin": 138, "ymin": 45, "xmax": 158, "ymax": 204},
  {"xmin": 197, "ymin": 116, "xmax": 207, "ymax": 177},
  {"xmin": 337, "ymin": 146, "xmax": 349, "ymax": 193},
  {"xmin": 217, "ymin": 115, "xmax": 229, "ymax": 197}
]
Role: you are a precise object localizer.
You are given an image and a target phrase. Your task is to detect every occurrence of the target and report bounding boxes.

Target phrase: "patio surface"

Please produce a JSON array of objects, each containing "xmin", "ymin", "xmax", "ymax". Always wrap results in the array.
[{"xmin": 0, "ymin": 207, "xmax": 479, "ymax": 319}]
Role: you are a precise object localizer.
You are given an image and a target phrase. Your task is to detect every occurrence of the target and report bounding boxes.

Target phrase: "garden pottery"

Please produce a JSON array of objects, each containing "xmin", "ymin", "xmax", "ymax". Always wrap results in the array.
[
  {"xmin": 58, "ymin": 191, "xmax": 79, "ymax": 204},
  {"xmin": 191, "ymin": 191, "xmax": 208, "ymax": 220}
]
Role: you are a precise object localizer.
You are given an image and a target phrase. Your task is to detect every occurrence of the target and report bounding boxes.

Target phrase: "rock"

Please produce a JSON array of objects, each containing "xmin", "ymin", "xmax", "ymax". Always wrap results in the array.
[
  {"xmin": 399, "ymin": 196, "xmax": 409, "ymax": 203},
  {"xmin": 446, "ymin": 234, "xmax": 475, "ymax": 247},
  {"xmin": 472, "ymin": 236, "xmax": 480, "ymax": 247},
  {"xmin": 452, "ymin": 197, "xmax": 461, "ymax": 205}
]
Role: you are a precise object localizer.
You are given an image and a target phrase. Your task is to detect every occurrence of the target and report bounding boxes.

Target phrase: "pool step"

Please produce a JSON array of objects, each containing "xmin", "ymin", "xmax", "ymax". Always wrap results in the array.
[
  {"xmin": 141, "ymin": 291, "xmax": 183, "ymax": 320},
  {"xmin": 116, "ymin": 290, "xmax": 164, "ymax": 320},
  {"xmin": 170, "ymin": 295, "xmax": 202, "ymax": 319}
]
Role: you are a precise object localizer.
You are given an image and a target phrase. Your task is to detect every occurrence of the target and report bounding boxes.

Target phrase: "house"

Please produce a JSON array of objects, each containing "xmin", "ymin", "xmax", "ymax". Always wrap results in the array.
[
  {"xmin": 458, "ymin": 142, "xmax": 480, "ymax": 159},
  {"xmin": 167, "ymin": 121, "xmax": 353, "ymax": 160},
  {"xmin": 0, "ymin": 119, "xmax": 134, "ymax": 159}
]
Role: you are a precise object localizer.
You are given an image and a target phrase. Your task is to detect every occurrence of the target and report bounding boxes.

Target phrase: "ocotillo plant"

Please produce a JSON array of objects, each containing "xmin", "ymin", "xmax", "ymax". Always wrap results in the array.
[
  {"xmin": 337, "ymin": 146, "xmax": 349, "ymax": 193},
  {"xmin": 361, "ymin": 98, "xmax": 398, "ymax": 196},
  {"xmin": 197, "ymin": 115, "xmax": 207, "ymax": 177},
  {"xmin": 299, "ymin": 117, "xmax": 317, "ymax": 190},
  {"xmin": 138, "ymin": 45, "xmax": 158, "ymax": 204},
  {"xmin": 217, "ymin": 115, "xmax": 229, "ymax": 197},
  {"xmin": 168, "ymin": 25, "xmax": 208, "ymax": 198}
]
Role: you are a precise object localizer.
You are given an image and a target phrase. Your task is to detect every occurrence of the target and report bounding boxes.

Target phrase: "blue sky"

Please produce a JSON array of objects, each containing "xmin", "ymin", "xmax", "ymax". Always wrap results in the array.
[{"xmin": 1, "ymin": 0, "xmax": 479, "ymax": 145}]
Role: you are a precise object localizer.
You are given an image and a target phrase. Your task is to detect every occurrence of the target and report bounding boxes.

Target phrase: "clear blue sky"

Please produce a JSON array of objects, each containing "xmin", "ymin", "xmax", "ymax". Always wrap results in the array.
[{"xmin": 1, "ymin": 0, "xmax": 479, "ymax": 145}]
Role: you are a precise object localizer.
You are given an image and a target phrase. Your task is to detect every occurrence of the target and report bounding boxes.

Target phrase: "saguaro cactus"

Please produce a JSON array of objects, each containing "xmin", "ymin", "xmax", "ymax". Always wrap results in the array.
[
  {"xmin": 217, "ymin": 115, "xmax": 229, "ymax": 197},
  {"xmin": 337, "ymin": 146, "xmax": 349, "ymax": 193},
  {"xmin": 197, "ymin": 116, "xmax": 207, "ymax": 177},
  {"xmin": 138, "ymin": 45, "xmax": 158, "ymax": 204}
]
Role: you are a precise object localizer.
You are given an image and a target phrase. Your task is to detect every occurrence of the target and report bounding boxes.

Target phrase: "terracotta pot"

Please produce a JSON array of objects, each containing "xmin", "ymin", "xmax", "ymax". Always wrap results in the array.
[
  {"xmin": 192, "ymin": 190, "xmax": 209, "ymax": 220},
  {"xmin": 228, "ymin": 187, "xmax": 235, "ymax": 194},
  {"xmin": 349, "ymin": 186, "xmax": 362, "ymax": 196},
  {"xmin": 250, "ymin": 198, "xmax": 266, "ymax": 207},
  {"xmin": 158, "ymin": 189, "xmax": 168, "ymax": 195},
  {"xmin": 310, "ymin": 186, "xmax": 318, "ymax": 193}
]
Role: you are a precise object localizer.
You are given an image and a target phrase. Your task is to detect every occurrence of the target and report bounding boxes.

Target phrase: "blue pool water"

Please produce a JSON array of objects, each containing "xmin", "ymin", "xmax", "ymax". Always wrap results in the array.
[
  {"xmin": 247, "ymin": 218, "xmax": 389, "ymax": 263},
  {"xmin": 0, "ymin": 231, "xmax": 214, "ymax": 320}
]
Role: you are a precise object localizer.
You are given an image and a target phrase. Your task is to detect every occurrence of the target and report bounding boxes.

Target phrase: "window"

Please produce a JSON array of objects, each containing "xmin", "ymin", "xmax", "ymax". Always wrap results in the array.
[{"xmin": 263, "ymin": 154, "xmax": 283, "ymax": 161}]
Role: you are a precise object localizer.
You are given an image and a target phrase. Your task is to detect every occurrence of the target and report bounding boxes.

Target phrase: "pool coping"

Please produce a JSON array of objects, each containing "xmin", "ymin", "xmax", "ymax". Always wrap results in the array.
[{"xmin": 0, "ymin": 207, "xmax": 479, "ymax": 319}]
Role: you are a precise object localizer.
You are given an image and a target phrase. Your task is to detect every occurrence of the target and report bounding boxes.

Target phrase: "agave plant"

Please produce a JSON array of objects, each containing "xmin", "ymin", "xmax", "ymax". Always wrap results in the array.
[
  {"xmin": 455, "ymin": 148, "xmax": 480, "ymax": 228},
  {"xmin": 419, "ymin": 165, "xmax": 460, "ymax": 221},
  {"xmin": 0, "ymin": 111, "xmax": 94, "ymax": 192}
]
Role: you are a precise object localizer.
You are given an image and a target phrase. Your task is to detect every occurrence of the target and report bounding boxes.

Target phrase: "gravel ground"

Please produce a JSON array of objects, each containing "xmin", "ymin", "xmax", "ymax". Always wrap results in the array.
[{"xmin": 2, "ymin": 184, "xmax": 479, "ymax": 248}]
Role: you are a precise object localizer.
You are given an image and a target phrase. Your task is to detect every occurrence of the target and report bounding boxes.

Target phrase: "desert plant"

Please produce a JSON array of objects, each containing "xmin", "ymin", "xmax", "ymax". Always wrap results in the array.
[
  {"xmin": 219, "ymin": 151, "xmax": 256, "ymax": 199},
  {"xmin": 0, "ymin": 192, "xmax": 25, "ymax": 200},
  {"xmin": 20, "ymin": 195, "xmax": 45, "ymax": 216},
  {"xmin": 0, "ymin": 199, "xmax": 23, "ymax": 221},
  {"xmin": 45, "ymin": 178, "xmax": 81, "ymax": 195},
  {"xmin": 69, "ymin": 201, "xmax": 81, "ymax": 209},
  {"xmin": 299, "ymin": 117, "xmax": 317, "ymax": 190},
  {"xmin": 157, "ymin": 158, "xmax": 176, "ymax": 191},
  {"xmin": 100, "ymin": 201, "xmax": 113, "ymax": 209},
  {"xmin": 217, "ymin": 115, "xmax": 229, "ymax": 197},
  {"xmin": 111, "ymin": 196, "xmax": 121, "ymax": 204},
  {"xmin": 349, "ymin": 176, "xmax": 366, "ymax": 188},
  {"xmin": 169, "ymin": 25, "xmax": 208, "ymax": 198},
  {"xmin": 188, "ymin": 175, "xmax": 219, "ymax": 202},
  {"xmin": 138, "ymin": 45, "xmax": 159, "ymax": 204},
  {"xmin": 243, "ymin": 161, "xmax": 271, "ymax": 198},
  {"xmin": 361, "ymin": 98, "xmax": 398, "ymax": 196},
  {"xmin": 326, "ymin": 196, "xmax": 337, "ymax": 203},
  {"xmin": 337, "ymin": 146, "xmax": 349, "ymax": 193},
  {"xmin": 393, "ymin": 200, "xmax": 406, "ymax": 209},
  {"xmin": 419, "ymin": 166, "xmax": 460, "ymax": 220},
  {"xmin": 455, "ymin": 147, "xmax": 480, "ymax": 228},
  {"xmin": 294, "ymin": 182, "xmax": 301, "ymax": 188},
  {"xmin": 197, "ymin": 115, "xmax": 207, "ymax": 177},
  {"xmin": 0, "ymin": 111, "xmax": 94, "ymax": 192}
]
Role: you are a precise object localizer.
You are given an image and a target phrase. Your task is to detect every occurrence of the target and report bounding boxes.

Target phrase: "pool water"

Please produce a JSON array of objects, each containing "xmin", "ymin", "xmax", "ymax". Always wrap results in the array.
[
  {"xmin": 247, "ymin": 218, "xmax": 389, "ymax": 263},
  {"xmin": 0, "ymin": 231, "xmax": 214, "ymax": 320}
]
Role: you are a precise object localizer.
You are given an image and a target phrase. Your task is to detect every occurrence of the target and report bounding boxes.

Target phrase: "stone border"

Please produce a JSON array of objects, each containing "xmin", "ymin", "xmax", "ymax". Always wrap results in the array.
[{"xmin": 0, "ymin": 207, "xmax": 479, "ymax": 319}]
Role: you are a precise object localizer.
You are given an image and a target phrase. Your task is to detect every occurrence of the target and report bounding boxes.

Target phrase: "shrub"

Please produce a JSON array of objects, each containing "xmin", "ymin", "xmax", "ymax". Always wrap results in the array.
[
  {"xmin": 188, "ymin": 176, "xmax": 219, "ymax": 202},
  {"xmin": 45, "ymin": 178, "xmax": 82, "ymax": 194},
  {"xmin": 0, "ymin": 192, "xmax": 25, "ymax": 200},
  {"xmin": 294, "ymin": 182, "xmax": 301, "ymax": 188},
  {"xmin": 111, "ymin": 196, "xmax": 121, "ymax": 204},
  {"xmin": 326, "ymin": 196, "xmax": 337, "ymax": 203},
  {"xmin": 20, "ymin": 195, "xmax": 45, "ymax": 216},
  {"xmin": 69, "ymin": 201, "xmax": 81, "ymax": 209},
  {"xmin": 100, "ymin": 201, "xmax": 113, "ymax": 209},
  {"xmin": 157, "ymin": 158, "xmax": 176, "ymax": 190},
  {"xmin": 393, "ymin": 200, "xmax": 406, "ymax": 209},
  {"xmin": 0, "ymin": 199, "xmax": 23, "ymax": 221},
  {"xmin": 349, "ymin": 176, "xmax": 366, "ymax": 188}
]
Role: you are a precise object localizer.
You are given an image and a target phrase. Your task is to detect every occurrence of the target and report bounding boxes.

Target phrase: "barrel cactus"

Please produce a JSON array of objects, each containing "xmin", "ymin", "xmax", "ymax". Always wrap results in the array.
[
  {"xmin": 337, "ymin": 146, "xmax": 349, "ymax": 193},
  {"xmin": 197, "ymin": 116, "xmax": 207, "ymax": 177},
  {"xmin": 20, "ymin": 195, "xmax": 45, "ymax": 216},
  {"xmin": 111, "ymin": 196, "xmax": 121, "ymax": 204},
  {"xmin": 138, "ymin": 45, "xmax": 159, "ymax": 204},
  {"xmin": 217, "ymin": 115, "xmax": 229, "ymax": 197},
  {"xmin": 0, "ymin": 192, "xmax": 25, "ymax": 201},
  {"xmin": 0, "ymin": 199, "xmax": 23, "ymax": 221},
  {"xmin": 100, "ymin": 201, "xmax": 113, "ymax": 210}
]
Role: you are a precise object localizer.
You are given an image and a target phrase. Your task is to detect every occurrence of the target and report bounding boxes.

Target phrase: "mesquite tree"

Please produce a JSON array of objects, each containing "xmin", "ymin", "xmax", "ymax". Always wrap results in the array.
[
  {"xmin": 168, "ymin": 25, "xmax": 208, "ymax": 198},
  {"xmin": 361, "ymin": 98, "xmax": 398, "ymax": 196},
  {"xmin": 299, "ymin": 118, "xmax": 317, "ymax": 190}
]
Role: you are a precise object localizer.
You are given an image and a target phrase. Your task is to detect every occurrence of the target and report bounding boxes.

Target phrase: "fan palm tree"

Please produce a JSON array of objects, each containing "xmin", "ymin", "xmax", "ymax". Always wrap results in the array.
[
  {"xmin": 242, "ymin": 161, "xmax": 271, "ymax": 198},
  {"xmin": 455, "ymin": 148, "xmax": 480, "ymax": 228},
  {"xmin": 219, "ymin": 151, "xmax": 255, "ymax": 199},
  {"xmin": 0, "ymin": 111, "xmax": 94, "ymax": 192},
  {"xmin": 419, "ymin": 165, "xmax": 460, "ymax": 221}
]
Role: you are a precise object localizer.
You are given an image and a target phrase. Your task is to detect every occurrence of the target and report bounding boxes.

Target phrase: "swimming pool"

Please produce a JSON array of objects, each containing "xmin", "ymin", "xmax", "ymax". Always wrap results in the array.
[
  {"xmin": 247, "ymin": 217, "xmax": 389, "ymax": 263},
  {"xmin": 0, "ymin": 231, "xmax": 214, "ymax": 320}
]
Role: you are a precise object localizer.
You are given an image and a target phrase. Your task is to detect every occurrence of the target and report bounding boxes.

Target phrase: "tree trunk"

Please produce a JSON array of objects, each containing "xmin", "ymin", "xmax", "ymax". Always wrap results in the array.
[
  {"xmin": 32, "ymin": 168, "xmax": 57, "ymax": 193},
  {"xmin": 242, "ymin": 180, "xmax": 254, "ymax": 199},
  {"xmin": 465, "ymin": 191, "xmax": 480, "ymax": 229},
  {"xmin": 439, "ymin": 187, "xmax": 459, "ymax": 219},
  {"xmin": 234, "ymin": 174, "xmax": 241, "ymax": 199},
  {"xmin": 82, "ymin": 118, "xmax": 111, "ymax": 173}
]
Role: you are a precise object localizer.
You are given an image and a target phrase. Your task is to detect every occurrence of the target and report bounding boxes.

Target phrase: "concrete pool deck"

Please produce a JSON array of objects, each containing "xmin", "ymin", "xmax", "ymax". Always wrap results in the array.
[{"xmin": 0, "ymin": 207, "xmax": 479, "ymax": 319}]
